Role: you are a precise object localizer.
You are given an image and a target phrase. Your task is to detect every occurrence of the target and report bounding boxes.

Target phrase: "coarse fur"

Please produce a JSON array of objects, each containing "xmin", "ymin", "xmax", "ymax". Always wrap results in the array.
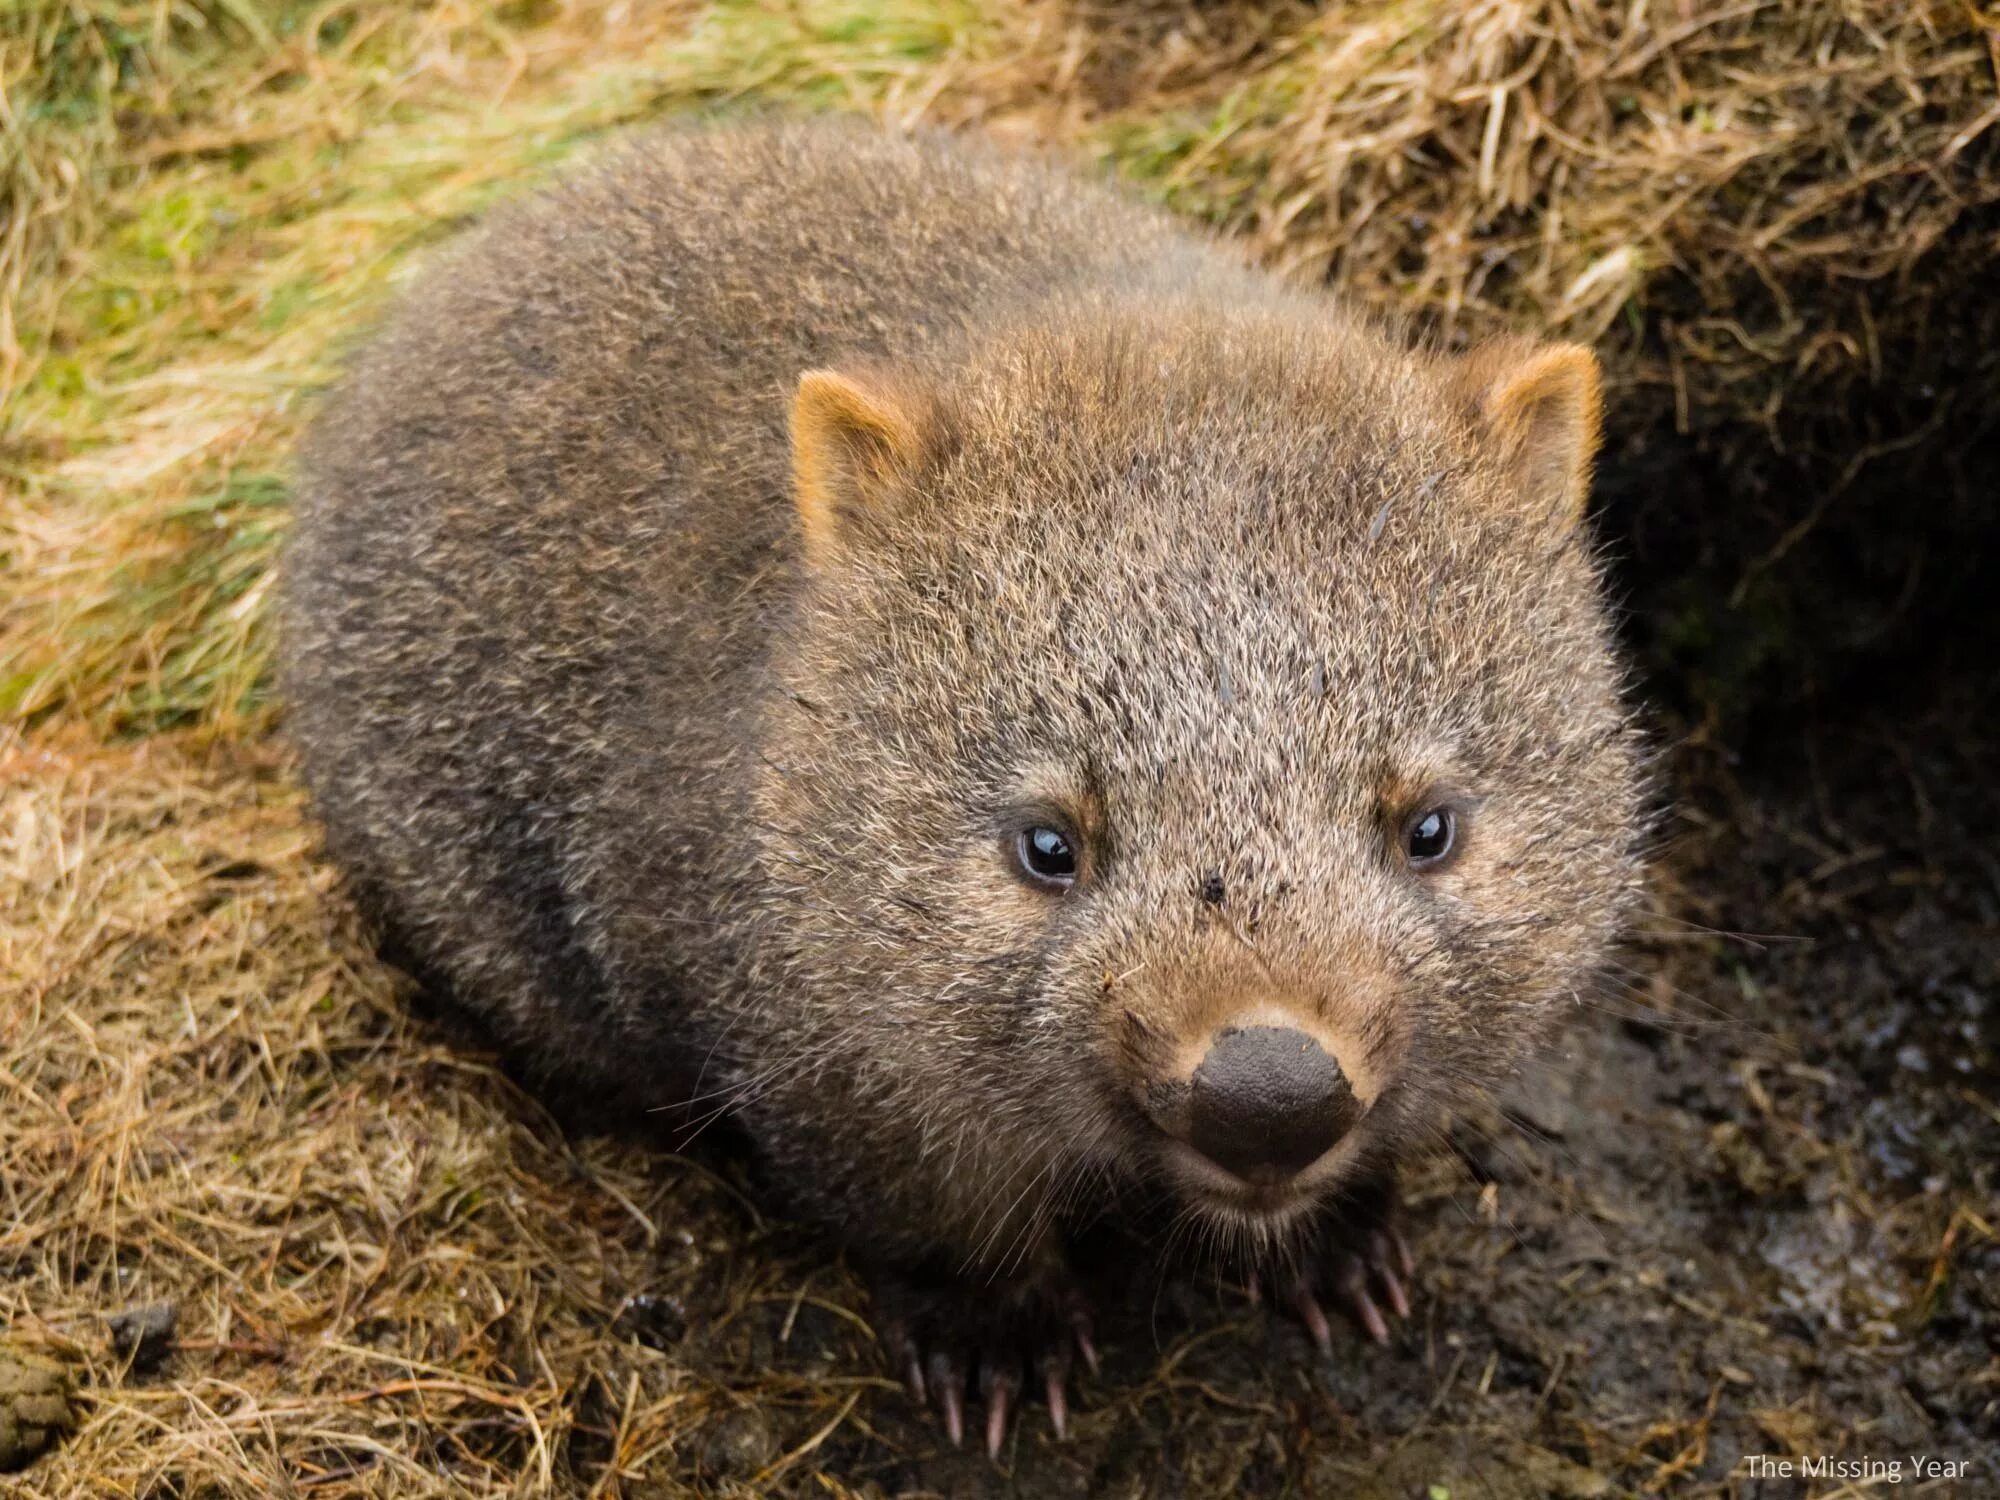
[{"xmin": 282, "ymin": 116, "xmax": 1644, "ymax": 1381}]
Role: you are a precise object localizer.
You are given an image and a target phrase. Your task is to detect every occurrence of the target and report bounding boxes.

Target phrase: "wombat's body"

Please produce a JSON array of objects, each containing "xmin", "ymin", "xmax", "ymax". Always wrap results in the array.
[{"xmin": 284, "ymin": 118, "xmax": 1642, "ymax": 1446}]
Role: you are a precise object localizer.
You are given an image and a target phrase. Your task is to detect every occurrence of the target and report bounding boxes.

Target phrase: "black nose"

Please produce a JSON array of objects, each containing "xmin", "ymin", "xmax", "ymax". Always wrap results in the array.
[{"xmin": 1187, "ymin": 1026, "xmax": 1359, "ymax": 1182}]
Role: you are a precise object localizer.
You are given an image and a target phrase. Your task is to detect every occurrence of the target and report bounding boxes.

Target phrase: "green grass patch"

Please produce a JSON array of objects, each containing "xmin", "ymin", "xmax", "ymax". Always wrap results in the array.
[{"xmin": 3, "ymin": 0, "xmax": 1036, "ymax": 740}]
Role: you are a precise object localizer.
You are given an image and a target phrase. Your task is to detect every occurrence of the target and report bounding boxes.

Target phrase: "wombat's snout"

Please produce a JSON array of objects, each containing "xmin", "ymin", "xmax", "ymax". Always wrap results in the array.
[{"xmin": 1177, "ymin": 1025, "xmax": 1361, "ymax": 1184}]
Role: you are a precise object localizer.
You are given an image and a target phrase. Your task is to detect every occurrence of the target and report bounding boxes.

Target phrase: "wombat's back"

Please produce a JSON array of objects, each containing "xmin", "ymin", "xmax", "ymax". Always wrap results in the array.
[{"xmin": 280, "ymin": 118, "xmax": 1217, "ymax": 1086}]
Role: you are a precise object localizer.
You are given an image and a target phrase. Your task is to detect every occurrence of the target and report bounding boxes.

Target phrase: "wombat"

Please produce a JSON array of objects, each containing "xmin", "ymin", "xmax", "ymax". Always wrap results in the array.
[{"xmin": 282, "ymin": 116, "xmax": 1644, "ymax": 1451}]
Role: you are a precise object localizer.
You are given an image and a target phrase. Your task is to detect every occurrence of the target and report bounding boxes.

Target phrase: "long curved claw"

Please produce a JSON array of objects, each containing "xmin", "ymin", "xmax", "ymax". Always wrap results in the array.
[
  {"xmin": 1290, "ymin": 1278, "xmax": 1336, "ymax": 1354},
  {"xmin": 1071, "ymin": 1309, "xmax": 1100, "ymax": 1376},
  {"xmin": 1371, "ymin": 1235, "xmax": 1411, "ymax": 1321},
  {"xmin": 928, "ymin": 1350, "xmax": 965, "ymax": 1448},
  {"xmin": 1387, "ymin": 1224, "xmax": 1416, "ymax": 1281},
  {"xmin": 983, "ymin": 1369, "xmax": 1017, "ymax": 1459},
  {"xmin": 1331, "ymin": 1252, "xmax": 1392, "ymax": 1344},
  {"xmin": 1044, "ymin": 1365, "xmax": 1068, "ymax": 1439}
]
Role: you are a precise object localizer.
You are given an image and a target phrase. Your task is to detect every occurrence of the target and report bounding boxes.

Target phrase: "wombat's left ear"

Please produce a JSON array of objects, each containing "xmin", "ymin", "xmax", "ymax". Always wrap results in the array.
[
  {"xmin": 790, "ymin": 368, "xmax": 933, "ymax": 566},
  {"xmin": 1450, "ymin": 338, "xmax": 1603, "ymax": 526}
]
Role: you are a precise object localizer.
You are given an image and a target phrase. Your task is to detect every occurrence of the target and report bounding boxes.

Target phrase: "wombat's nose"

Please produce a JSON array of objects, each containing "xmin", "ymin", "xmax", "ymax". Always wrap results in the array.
[{"xmin": 1186, "ymin": 1026, "xmax": 1359, "ymax": 1183}]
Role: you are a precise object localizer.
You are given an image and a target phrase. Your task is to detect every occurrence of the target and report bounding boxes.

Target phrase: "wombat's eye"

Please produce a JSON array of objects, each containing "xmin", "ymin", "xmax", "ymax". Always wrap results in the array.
[
  {"xmin": 1403, "ymin": 806, "xmax": 1458, "ymax": 869},
  {"xmin": 1012, "ymin": 825, "xmax": 1079, "ymax": 892}
]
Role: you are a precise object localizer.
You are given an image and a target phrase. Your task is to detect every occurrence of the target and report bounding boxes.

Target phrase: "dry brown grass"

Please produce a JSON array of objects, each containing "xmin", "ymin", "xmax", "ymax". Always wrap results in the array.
[
  {"xmin": 3, "ymin": 1, "xmax": 1995, "ymax": 1494},
  {"xmin": 3, "ymin": 729, "xmax": 881, "ymax": 1494},
  {"xmin": 6, "ymin": 731, "xmax": 639, "ymax": 1491},
  {"xmin": 1106, "ymin": 1, "xmax": 2000, "ymax": 421}
]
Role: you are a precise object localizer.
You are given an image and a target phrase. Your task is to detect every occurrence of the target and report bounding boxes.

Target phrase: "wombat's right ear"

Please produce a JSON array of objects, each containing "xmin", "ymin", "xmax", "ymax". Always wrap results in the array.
[
  {"xmin": 1448, "ymin": 337, "xmax": 1603, "ymax": 529},
  {"xmin": 790, "ymin": 369, "xmax": 932, "ymax": 566}
]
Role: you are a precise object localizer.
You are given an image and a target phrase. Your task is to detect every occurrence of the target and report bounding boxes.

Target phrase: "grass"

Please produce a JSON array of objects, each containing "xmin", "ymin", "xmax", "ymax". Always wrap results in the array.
[
  {"xmin": 3, "ymin": 0, "xmax": 1051, "ymax": 738},
  {"xmin": 3, "ymin": 0, "xmax": 1996, "ymax": 1494}
]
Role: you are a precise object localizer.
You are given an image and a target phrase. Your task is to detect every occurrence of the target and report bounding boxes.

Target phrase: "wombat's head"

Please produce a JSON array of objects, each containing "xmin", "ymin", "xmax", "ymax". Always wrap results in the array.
[{"xmin": 752, "ymin": 299, "xmax": 1643, "ymax": 1260}]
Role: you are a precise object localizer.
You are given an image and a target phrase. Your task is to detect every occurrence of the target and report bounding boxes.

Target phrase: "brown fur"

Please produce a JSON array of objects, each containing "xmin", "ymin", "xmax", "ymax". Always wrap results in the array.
[{"xmin": 282, "ymin": 117, "xmax": 1643, "ymax": 1309}]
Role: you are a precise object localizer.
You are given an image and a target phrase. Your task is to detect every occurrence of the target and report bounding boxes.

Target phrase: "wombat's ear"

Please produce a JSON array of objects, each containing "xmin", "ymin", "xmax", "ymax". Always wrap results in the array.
[
  {"xmin": 790, "ymin": 368, "xmax": 933, "ymax": 565},
  {"xmin": 1450, "ymin": 338, "xmax": 1603, "ymax": 526}
]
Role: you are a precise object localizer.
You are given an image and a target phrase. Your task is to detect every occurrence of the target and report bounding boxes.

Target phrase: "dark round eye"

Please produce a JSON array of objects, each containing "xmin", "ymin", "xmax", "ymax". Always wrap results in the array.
[
  {"xmin": 1403, "ymin": 806, "xmax": 1457, "ymax": 868},
  {"xmin": 1013, "ymin": 825, "xmax": 1079, "ymax": 891}
]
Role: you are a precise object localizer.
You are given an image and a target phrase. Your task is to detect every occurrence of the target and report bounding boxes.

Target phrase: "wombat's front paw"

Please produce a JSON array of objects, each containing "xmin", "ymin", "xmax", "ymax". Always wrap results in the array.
[
  {"xmin": 868, "ymin": 1264, "xmax": 1097, "ymax": 1457},
  {"xmin": 1259, "ymin": 1181, "xmax": 1416, "ymax": 1351}
]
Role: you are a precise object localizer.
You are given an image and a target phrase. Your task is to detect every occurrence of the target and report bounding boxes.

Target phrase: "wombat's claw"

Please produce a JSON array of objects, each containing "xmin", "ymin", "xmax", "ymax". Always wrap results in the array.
[
  {"xmin": 920, "ymin": 1349, "xmax": 966, "ymax": 1446},
  {"xmin": 1288, "ymin": 1277, "xmax": 1336, "ymax": 1352},
  {"xmin": 1070, "ymin": 1307, "xmax": 1100, "ymax": 1375},
  {"xmin": 1333, "ymin": 1219, "xmax": 1415, "ymax": 1344},
  {"xmin": 981, "ymin": 1366, "xmax": 1017, "ymax": 1457},
  {"xmin": 1331, "ymin": 1251, "xmax": 1391, "ymax": 1343},
  {"xmin": 875, "ymin": 1280, "xmax": 1094, "ymax": 1456},
  {"xmin": 1271, "ymin": 1207, "xmax": 1417, "ymax": 1351},
  {"xmin": 1043, "ymin": 1362, "xmax": 1069, "ymax": 1438},
  {"xmin": 1367, "ymin": 1223, "xmax": 1415, "ymax": 1308}
]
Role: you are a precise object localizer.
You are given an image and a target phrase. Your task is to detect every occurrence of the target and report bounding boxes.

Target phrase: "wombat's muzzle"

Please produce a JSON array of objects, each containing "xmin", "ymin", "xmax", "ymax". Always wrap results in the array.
[{"xmin": 1175, "ymin": 1025, "xmax": 1361, "ymax": 1185}]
